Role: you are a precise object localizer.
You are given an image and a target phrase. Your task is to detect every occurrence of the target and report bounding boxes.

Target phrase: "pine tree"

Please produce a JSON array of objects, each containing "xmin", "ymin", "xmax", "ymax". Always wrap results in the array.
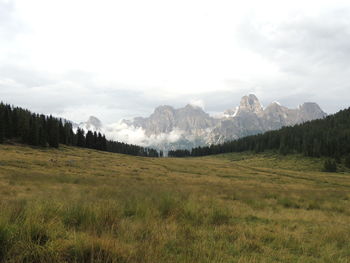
[
  {"xmin": 3, "ymin": 107, "xmax": 12, "ymax": 138},
  {"xmin": 345, "ymin": 155, "xmax": 350, "ymax": 169},
  {"xmin": 93, "ymin": 132, "xmax": 98, "ymax": 149},
  {"xmin": 101, "ymin": 135, "xmax": 107, "ymax": 151},
  {"xmin": 29, "ymin": 118, "xmax": 39, "ymax": 146},
  {"xmin": 76, "ymin": 128, "xmax": 86, "ymax": 147},
  {"xmin": 0, "ymin": 113, "xmax": 4, "ymax": 144},
  {"xmin": 38, "ymin": 126, "xmax": 47, "ymax": 147},
  {"xmin": 59, "ymin": 119, "xmax": 67, "ymax": 145},
  {"xmin": 85, "ymin": 131, "xmax": 94, "ymax": 148},
  {"xmin": 47, "ymin": 117, "xmax": 59, "ymax": 148}
]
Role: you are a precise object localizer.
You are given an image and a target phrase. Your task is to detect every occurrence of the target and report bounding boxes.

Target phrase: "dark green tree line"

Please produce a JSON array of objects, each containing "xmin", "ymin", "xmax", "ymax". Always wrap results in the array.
[
  {"xmin": 183, "ymin": 107, "xmax": 350, "ymax": 160},
  {"xmin": 0, "ymin": 102, "xmax": 159, "ymax": 157}
]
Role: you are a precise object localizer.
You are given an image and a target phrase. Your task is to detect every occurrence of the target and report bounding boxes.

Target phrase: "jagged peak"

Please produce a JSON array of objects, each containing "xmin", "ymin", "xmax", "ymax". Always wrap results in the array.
[
  {"xmin": 184, "ymin": 104, "xmax": 203, "ymax": 110},
  {"xmin": 299, "ymin": 102, "xmax": 320, "ymax": 108},
  {"xmin": 248, "ymin": 93, "xmax": 259, "ymax": 99},
  {"xmin": 238, "ymin": 94, "xmax": 263, "ymax": 114},
  {"xmin": 154, "ymin": 105, "xmax": 175, "ymax": 113},
  {"xmin": 298, "ymin": 102, "xmax": 326, "ymax": 115},
  {"xmin": 266, "ymin": 101, "xmax": 283, "ymax": 109}
]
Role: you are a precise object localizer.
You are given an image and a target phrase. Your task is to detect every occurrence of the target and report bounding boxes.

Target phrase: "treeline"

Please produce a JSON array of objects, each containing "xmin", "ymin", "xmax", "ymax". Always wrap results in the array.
[
  {"xmin": 0, "ymin": 103, "xmax": 160, "ymax": 157},
  {"xmin": 169, "ymin": 107, "xmax": 350, "ymax": 160},
  {"xmin": 168, "ymin": 149, "xmax": 191, "ymax": 157}
]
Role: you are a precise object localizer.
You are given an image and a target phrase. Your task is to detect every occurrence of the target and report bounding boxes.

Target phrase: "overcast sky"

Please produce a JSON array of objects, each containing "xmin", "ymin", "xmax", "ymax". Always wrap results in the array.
[{"xmin": 1, "ymin": 0, "xmax": 350, "ymax": 123}]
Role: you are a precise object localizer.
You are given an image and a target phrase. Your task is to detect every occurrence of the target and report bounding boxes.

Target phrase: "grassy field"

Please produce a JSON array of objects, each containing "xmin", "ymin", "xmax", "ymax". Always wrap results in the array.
[{"xmin": 0, "ymin": 144, "xmax": 349, "ymax": 263}]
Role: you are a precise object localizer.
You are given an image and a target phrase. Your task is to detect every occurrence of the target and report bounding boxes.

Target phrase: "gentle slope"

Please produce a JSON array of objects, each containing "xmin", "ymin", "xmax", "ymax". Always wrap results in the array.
[{"xmin": 0, "ymin": 145, "xmax": 349, "ymax": 262}]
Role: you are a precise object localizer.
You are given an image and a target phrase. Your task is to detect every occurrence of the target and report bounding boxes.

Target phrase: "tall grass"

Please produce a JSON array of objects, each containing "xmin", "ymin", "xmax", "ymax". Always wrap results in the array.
[{"xmin": 0, "ymin": 144, "xmax": 349, "ymax": 262}]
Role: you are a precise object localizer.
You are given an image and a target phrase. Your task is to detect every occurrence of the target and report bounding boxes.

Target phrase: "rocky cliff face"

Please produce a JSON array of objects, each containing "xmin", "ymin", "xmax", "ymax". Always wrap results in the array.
[
  {"xmin": 207, "ymin": 95, "xmax": 327, "ymax": 144},
  {"xmin": 79, "ymin": 95, "xmax": 327, "ymax": 151},
  {"xmin": 134, "ymin": 105, "xmax": 216, "ymax": 135}
]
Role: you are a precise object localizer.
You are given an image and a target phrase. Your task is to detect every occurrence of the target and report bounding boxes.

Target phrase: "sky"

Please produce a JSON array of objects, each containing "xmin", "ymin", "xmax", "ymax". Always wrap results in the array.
[{"xmin": 1, "ymin": 0, "xmax": 350, "ymax": 124}]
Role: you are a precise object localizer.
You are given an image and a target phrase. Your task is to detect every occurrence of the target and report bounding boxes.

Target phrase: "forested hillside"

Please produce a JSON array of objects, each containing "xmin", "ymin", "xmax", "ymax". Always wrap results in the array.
[
  {"xmin": 169, "ymin": 107, "xmax": 350, "ymax": 160},
  {"xmin": 0, "ymin": 103, "xmax": 159, "ymax": 157}
]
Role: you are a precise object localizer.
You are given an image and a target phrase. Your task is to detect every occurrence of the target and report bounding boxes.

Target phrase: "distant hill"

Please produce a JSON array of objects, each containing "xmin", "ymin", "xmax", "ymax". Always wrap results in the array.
[
  {"xmin": 0, "ymin": 102, "xmax": 160, "ymax": 157},
  {"xmin": 171, "ymin": 106, "xmax": 350, "ymax": 159}
]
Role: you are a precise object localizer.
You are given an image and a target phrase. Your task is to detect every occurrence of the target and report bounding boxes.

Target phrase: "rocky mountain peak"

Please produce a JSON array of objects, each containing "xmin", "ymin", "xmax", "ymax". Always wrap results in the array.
[
  {"xmin": 181, "ymin": 104, "xmax": 206, "ymax": 114},
  {"xmin": 298, "ymin": 102, "xmax": 327, "ymax": 121},
  {"xmin": 98, "ymin": 94, "xmax": 327, "ymax": 151},
  {"xmin": 154, "ymin": 105, "xmax": 175, "ymax": 113},
  {"xmin": 265, "ymin": 101, "xmax": 283, "ymax": 111},
  {"xmin": 238, "ymin": 94, "xmax": 263, "ymax": 114}
]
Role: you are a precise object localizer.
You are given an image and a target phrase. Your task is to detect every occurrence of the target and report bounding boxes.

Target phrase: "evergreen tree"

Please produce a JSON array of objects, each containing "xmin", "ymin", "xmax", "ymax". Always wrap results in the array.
[
  {"xmin": 76, "ymin": 128, "xmax": 86, "ymax": 147},
  {"xmin": 345, "ymin": 155, "xmax": 350, "ymax": 169},
  {"xmin": 3, "ymin": 106, "xmax": 12, "ymax": 138},
  {"xmin": 0, "ymin": 113, "xmax": 4, "ymax": 144},
  {"xmin": 28, "ymin": 117, "xmax": 39, "ymax": 146},
  {"xmin": 101, "ymin": 135, "xmax": 107, "ymax": 151},
  {"xmin": 59, "ymin": 120, "xmax": 67, "ymax": 145},
  {"xmin": 93, "ymin": 132, "xmax": 98, "ymax": 149},
  {"xmin": 47, "ymin": 116, "xmax": 59, "ymax": 148},
  {"xmin": 96, "ymin": 133, "xmax": 103, "ymax": 150},
  {"xmin": 38, "ymin": 126, "xmax": 47, "ymax": 147},
  {"xmin": 85, "ymin": 131, "xmax": 94, "ymax": 148}
]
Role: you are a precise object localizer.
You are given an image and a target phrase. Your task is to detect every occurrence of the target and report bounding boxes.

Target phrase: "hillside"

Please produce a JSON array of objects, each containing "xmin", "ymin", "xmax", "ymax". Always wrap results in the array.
[
  {"xmin": 172, "ymin": 107, "xmax": 350, "ymax": 160},
  {"xmin": 0, "ymin": 102, "xmax": 160, "ymax": 157},
  {"xmin": 0, "ymin": 144, "xmax": 350, "ymax": 262}
]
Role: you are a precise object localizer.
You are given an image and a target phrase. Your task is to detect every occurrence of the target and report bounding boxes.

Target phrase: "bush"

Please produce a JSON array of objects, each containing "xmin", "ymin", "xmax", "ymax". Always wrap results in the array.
[
  {"xmin": 344, "ymin": 155, "xmax": 350, "ymax": 169},
  {"xmin": 324, "ymin": 159, "xmax": 337, "ymax": 172}
]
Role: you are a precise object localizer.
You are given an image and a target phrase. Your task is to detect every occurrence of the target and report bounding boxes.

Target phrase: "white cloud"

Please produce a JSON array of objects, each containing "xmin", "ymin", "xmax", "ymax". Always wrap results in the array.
[
  {"xmin": 189, "ymin": 99, "xmax": 205, "ymax": 110},
  {"xmin": 104, "ymin": 121, "xmax": 184, "ymax": 147},
  {"xmin": 0, "ymin": 0, "xmax": 350, "ymax": 126}
]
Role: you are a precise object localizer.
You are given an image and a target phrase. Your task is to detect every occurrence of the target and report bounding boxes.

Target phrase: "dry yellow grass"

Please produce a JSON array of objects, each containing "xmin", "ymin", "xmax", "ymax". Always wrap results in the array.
[{"xmin": 0, "ymin": 144, "xmax": 349, "ymax": 262}]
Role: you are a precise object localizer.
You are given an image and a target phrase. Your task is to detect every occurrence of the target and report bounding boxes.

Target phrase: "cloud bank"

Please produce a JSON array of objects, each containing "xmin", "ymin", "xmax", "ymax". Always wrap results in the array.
[{"xmin": 0, "ymin": 0, "xmax": 350, "ymax": 128}]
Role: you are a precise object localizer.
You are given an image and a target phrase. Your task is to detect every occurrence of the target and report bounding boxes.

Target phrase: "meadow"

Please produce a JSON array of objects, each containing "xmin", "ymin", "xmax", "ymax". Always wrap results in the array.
[{"xmin": 0, "ymin": 144, "xmax": 349, "ymax": 262}]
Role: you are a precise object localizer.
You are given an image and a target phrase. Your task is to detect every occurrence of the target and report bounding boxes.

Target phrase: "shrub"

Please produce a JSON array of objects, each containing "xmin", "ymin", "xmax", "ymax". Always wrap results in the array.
[{"xmin": 323, "ymin": 159, "xmax": 337, "ymax": 172}]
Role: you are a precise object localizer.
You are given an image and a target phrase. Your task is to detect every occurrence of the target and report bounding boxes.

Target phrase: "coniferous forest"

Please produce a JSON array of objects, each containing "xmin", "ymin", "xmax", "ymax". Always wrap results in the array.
[
  {"xmin": 0, "ymin": 103, "xmax": 159, "ymax": 157},
  {"xmin": 169, "ymin": 107, "xmax": 350, "ymax": 160}
]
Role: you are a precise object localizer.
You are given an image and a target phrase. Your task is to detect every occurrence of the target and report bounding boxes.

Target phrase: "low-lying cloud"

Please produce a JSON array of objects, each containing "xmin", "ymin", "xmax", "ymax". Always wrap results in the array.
[{"xmin": 104, "ymin": 121, "xmax": 184, "ymax": 147}]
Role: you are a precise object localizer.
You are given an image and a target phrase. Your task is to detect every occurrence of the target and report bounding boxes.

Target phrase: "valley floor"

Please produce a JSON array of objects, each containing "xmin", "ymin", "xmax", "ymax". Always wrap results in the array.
[{"xmin": 0, "ymin": 144, "xmax": 349, "ymax": 262}]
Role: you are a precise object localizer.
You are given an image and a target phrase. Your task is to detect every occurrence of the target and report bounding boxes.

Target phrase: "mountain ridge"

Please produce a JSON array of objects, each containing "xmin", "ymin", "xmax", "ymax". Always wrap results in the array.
[{"xmin": 79, "ymin": 94, "xmax": 327, "ymax": 151}]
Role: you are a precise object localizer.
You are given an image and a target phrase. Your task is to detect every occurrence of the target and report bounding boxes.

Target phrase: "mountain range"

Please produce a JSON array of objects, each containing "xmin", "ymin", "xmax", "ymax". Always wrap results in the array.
[{"xmin": 78, "ymin": 94, "xmax": 327, "ymax": 151}]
